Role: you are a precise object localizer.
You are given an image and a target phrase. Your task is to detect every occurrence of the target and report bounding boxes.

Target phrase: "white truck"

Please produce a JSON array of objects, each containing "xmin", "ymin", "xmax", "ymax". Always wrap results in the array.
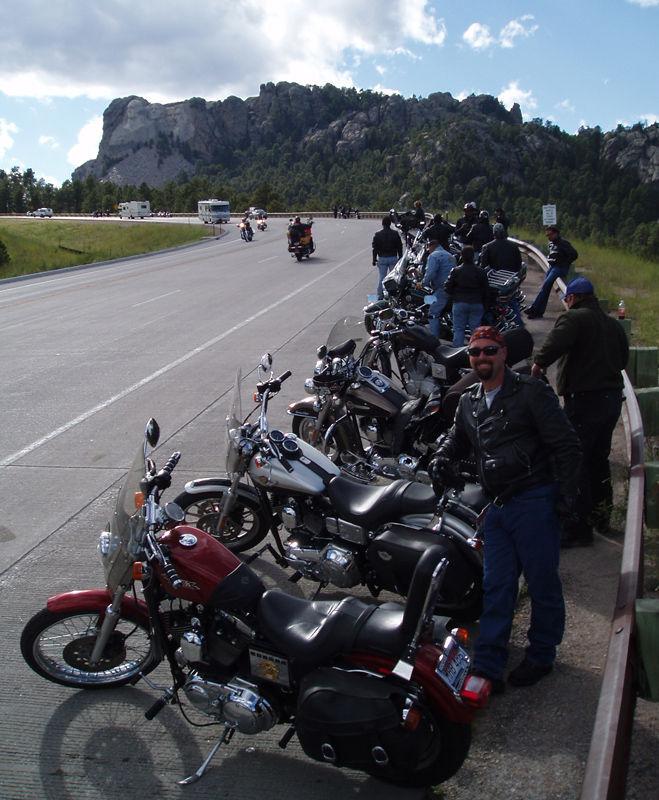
[
  {"xmin": 198, "ymin": 199, "xmax": 231, "ymax": 224},
  {"xmin": 118, "ymin": 201, "xmax": 152, "ymax": 219}
]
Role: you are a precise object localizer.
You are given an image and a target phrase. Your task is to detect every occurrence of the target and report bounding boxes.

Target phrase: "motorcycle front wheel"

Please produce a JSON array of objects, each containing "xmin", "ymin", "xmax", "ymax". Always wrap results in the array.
[
  {"xmin": 359, "ymin": 341, "xmax": 393, "ymax": 378},
  {"xmin": 173, "ymin": 488, "xmax": 269, "ymax": 552},
  {"xmin": 21, "ymin": 608, "xmax": 157, "ymax": 689},
  {"xmin": 371, "ymin": 705, "xmax": 471, "ymax": 788},
  {"xmin": 291, "ymin": 414, "xmax": 351, "ymax": 463}
]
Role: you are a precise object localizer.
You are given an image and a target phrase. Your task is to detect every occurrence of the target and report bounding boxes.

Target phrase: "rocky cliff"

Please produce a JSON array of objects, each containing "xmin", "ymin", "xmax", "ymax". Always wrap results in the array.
[{"xmin": 72, "ymin": 82, "xmax": 659, "ymax": 190}]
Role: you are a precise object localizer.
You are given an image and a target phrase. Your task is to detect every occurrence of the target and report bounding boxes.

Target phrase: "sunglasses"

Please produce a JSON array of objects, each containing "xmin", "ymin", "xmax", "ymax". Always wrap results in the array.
[{"xmin": 467, "ymin": 345, "xmax": 502, "ymax": 357}]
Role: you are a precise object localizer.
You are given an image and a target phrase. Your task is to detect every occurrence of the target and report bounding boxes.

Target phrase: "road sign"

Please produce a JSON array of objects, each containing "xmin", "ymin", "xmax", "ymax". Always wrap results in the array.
[{"xmin": 542, "ymin": 205, "xmax": 557, "ymax": 226}]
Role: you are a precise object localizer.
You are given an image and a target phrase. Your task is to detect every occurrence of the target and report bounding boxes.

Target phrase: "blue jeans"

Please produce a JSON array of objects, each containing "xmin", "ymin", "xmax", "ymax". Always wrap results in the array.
[
  {"xmin": 376, "ymin": 256, "xmax": 399, "ymax": 299},
  {"xmin": 473, "ymin": 484, "xmax": 565, "ymax": 680},
  {"xmin": 427, "ymin": 291, "xmax": 450, "ymax": 339},
  {"xmin": 531, "ymin": 265, "xmax": 569, "ymax": 314},
  {"xmin": 452, "ymin": 302, "xmax": 483, "ymax": 347}
]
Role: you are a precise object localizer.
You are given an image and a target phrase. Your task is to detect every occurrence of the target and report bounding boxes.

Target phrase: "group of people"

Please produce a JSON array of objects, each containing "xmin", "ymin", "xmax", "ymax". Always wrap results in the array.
[
  {"xmin": 372, "ymin": 205, "xmax": 630, "ymax": 695},
  {"xmin": 372, "ymin": 201, "xmax": 524, "ymax": 348}
]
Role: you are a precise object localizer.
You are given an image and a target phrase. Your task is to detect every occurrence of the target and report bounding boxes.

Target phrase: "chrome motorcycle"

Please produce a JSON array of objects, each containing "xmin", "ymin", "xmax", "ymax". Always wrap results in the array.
[
  {"xmin": 174, "ymin": 355, "xmax": 485, "ymax": 623},
  {"xmin": 21, "ymin": 418, "xmax": 490, "ymax": 787}
]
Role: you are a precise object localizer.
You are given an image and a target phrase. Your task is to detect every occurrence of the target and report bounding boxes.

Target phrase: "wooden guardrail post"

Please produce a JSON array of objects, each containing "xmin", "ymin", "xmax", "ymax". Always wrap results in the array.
[{"xmin": 627, "ymin": 346, "xmax": 658, "ymax": 388}]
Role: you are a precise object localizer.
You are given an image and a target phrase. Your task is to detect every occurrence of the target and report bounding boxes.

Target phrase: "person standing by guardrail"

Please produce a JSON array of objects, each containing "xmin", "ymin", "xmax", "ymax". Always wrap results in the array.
[
  {"xmin": 372, "ymin": 215, "xmax": 403, "ymax": 300},
  {"xmin": 430, "ymin": 326, "xmax": 582, "ymax": 692},
  {"xmin": 526, "ymin": 225, "xmax": 578, "ymax": 319},
  {"xmin": 531, "ymin": 277, "xmax": 629, "ymax": 547}
]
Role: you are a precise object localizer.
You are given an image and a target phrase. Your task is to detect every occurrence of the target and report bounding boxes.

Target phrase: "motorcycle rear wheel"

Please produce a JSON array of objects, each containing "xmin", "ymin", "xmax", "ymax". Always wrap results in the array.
[
  {"xmin": 173, "ymin": 488, "xmax": 269, "ymax": 552},
  {"xmin": 370, "ymin": 705, "xmax": 471, "ymax": 787},
  {"xmin": 295, "ymin": 252, "xmax": 303, "ymax": 261},
  {"xmin": 21, "ymin": 608, "xmax": 157, "ymax": 689}
]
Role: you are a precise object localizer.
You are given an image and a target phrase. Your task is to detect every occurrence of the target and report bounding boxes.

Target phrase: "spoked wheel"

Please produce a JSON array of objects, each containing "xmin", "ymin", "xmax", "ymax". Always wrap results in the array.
[
  {"xmin": 369, "ymin": 705, "xmax": 471, "ymax": 788},
  {"xmin": 292, "ymin": 414, "xmax": 341, "ymax": 463},
  {"xmin": 21, "ymin": 607, "xmax": 157, "ymax": 689},
  {"xmin": 359, "ymin": 341, "xmax": 392, "ymax": 378},
  {"xmin": 173, "ymin": 488, "xmax": 269, "ymax": 552}
]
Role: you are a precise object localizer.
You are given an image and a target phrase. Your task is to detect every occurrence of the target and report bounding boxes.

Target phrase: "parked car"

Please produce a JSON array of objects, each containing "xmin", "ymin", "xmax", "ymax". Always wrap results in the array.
[
  {"xmin": 34, "ymin": 208, "xmax": 53, "ymax": 218},
  {"xmin": 244, "ymin": 207, "xmax": 267, "ymax": 219}
]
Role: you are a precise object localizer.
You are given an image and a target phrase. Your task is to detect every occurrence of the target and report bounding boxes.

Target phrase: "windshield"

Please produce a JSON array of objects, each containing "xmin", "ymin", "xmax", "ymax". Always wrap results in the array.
[
  {"xmin": 103, "ymin": 436, "xmax": 148, "ymax": 593},
  {"xmin": 225, "ymin": 371, "xmax": 243, "ymax": 473},
  {"xmin": 326, "ymin": 316, "xmax": 368, "ymax": 351}
]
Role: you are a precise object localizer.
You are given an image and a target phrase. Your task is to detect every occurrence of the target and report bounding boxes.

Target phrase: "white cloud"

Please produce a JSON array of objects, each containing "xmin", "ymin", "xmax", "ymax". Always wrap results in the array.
[
  {"xmin": 371, "ymin": 84, "xmax": 400, "ymax": 97},
  {"xmin": 640, "ymin": 113, "xmax": 659, "ymax": 124},
  {"xmin": 39, "ymin": 135, "xmax": 59, "ymax": 149},
  {"xmin": 463, "ymin": 23, "xmax": 495, "ymax": 51},
  {"xmin": 498, "ymin": 81, "xmax": 538, "ymax": 116},
  {"xmin": 0, "ymin": 119, "xmax": 19, "ymax": 159},
  {"xmin": 0, "ymin": 1, "xmax": 449, "ymax": 105},
  {"xmin": 556, "ymin": 99, "xmax": 575, "ymax": 113},
  {"xmin": 500, "ymin": 16, "xmax": 538, "ymax": 48},
  {"xmin": 463, "ymin": 16, "xmax": 537, "ymax": 51},
  {"xmin": 67, "ymin": 115, "xmax": 103, "ymax": 167},
  {"xmin": 627, "ymin": 0, "xmax": 659, "ymax": 6}
]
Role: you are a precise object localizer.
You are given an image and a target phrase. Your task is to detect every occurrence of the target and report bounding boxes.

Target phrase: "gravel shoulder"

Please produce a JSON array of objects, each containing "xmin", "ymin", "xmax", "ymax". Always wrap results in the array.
[{"xmin": 439, "ymin": 258, "xmax": 659, "ymax": 800}]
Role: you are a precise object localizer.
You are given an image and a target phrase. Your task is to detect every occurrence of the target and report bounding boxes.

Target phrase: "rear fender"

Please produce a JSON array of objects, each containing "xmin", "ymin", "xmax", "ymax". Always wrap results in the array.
[
  {"xmin": 287, "ymin": 397, "xmax": 319, "ymax": 418},
  {"xmin": 345, "ymin": 643, "xmax": 475, "ymax": 724},
  {"xmin": 46, "ymin": 589, "xmax": 150, "ymax": 625}
]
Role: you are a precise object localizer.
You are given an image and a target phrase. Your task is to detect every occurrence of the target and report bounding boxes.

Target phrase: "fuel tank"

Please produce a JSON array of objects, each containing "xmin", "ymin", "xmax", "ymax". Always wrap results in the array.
[
  {"xmin": 247, "ymin": 433, "xmax": 340, "ymax": 494},
  {"xmin": 157, "ymin": 525, "xmax": 265, "ymax": 611},
  {"xmin": 345, "ymin": 366, "xmax": 408, "ymax": 418}
]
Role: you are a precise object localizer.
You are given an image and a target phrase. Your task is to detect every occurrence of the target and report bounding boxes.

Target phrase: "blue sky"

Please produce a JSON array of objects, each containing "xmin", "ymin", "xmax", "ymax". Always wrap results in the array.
[{"xmin": 1, "ymin": 0, "xmax": 657, "ymax": 186}]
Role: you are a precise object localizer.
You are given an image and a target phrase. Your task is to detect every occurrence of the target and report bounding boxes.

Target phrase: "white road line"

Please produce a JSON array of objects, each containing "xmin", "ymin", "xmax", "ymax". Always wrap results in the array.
[
  {"xmin": 0, "ymin": 247, "xmax": 367, "ymax": 469},
  {"xmin": 258, "ymin": 256, "xmax": 278, "ymax": 263},
  {"xmin": 132, "ymin": 290, "xmax": 180, "ymax": 307}
]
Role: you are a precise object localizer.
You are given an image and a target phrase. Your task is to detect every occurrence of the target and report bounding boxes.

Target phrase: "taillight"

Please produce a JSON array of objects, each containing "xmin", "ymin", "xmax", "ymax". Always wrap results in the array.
[{"xmin": 459, "ymin": 674, "xmax": 491, "ymax": 709}]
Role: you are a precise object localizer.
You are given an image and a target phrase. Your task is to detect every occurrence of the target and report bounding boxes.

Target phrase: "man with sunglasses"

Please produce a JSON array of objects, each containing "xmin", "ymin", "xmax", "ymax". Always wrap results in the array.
[{"xmin": 430, "ymin": 326, "xmax": 582, "ymax": 693}]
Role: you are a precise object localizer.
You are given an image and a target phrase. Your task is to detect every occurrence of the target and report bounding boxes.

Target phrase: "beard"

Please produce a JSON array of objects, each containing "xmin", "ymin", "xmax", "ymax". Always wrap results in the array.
[{"xmin": 473, "ymin": 361, "xmax": 495, "ymax": 381}]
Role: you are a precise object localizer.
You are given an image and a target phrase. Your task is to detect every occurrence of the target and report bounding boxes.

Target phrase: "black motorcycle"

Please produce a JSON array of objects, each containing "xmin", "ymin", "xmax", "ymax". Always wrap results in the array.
[
  {"xmin": 239, "ymin": 218, "xmax": 254, "ymax": 241},
  {"xmin": 287, "ymin": 317, "xmax": 533, "ymax": 483},
  {"xmin": 174, "ymin": 355, "xmax": 485, "ymax": 624},
  {"xmin": 287, "ymin": 218, "xmax": 315, "ymax": 261}
]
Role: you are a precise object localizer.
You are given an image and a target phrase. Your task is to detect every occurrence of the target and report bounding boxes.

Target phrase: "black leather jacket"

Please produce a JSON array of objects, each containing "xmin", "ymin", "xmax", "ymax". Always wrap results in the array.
[{"xmin": 436, "ymin": 367, "xmax": 582, "ymax": 502}]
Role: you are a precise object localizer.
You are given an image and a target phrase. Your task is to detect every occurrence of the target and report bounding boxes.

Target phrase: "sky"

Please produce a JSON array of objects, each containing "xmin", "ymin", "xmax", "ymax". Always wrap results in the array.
[{"xmin": 1, "ymin": 0, "xmax": 658, "ymax": 187}]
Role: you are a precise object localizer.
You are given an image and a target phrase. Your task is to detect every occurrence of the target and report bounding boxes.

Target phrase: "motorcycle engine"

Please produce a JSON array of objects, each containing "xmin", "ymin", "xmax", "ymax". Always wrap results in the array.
[
  {"xmin": 283, "ymin": 537, "xmax": 362, "ymax": 588},
  {"xmin": 183, "ymin": 675, "xmax": 279, "ymax": 734}
]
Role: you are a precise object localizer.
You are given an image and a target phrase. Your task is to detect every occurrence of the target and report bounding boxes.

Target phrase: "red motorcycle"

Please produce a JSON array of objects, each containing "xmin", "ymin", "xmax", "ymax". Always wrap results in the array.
[{"xmin": 20, "ymin": 419, "xmax": 489, "ymax": 787}]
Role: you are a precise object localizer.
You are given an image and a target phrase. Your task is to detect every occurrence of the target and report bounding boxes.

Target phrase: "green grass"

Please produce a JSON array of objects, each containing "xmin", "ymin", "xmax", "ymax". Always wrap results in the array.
[
  {"xmin": 0, "ymin": 218, "xmax": 215, "ymax": 280},
  {"xmin": 516, "ymin": 227, "xmax": 659, "ymax": 347}
]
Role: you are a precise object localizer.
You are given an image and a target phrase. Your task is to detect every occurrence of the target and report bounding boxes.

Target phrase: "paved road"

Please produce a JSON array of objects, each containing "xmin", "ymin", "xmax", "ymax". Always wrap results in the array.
[{"xmin": 3, "ymin": 230, "xmax": 653, "ymax": 800}]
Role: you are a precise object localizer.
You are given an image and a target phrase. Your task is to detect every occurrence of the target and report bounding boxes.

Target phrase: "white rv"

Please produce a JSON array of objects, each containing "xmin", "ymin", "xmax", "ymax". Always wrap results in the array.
[
  {"xmin": 118, "ymin": 201, "xmax": 152, "ymax": 219},
  {"xmin": 198, "ymin": 199, "xmax": 231, "ymax": 224}
]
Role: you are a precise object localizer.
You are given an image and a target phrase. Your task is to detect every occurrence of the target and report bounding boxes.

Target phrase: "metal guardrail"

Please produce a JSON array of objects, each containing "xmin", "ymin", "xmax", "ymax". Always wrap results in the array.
[{"xmin": 515, "ymin": 238, "xmax": 645, "ymax": 800}]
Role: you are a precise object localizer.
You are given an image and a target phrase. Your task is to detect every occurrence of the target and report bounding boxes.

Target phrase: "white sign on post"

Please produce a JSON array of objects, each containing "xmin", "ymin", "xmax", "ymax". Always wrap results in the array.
[{"xmin": 542, "ymin": 204, "xmax": 557, "ymax": 226}]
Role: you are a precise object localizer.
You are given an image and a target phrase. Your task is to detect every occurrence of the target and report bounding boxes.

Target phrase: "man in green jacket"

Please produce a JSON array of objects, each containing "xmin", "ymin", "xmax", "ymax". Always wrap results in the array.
[{"xmin": 531, "ymin": 277, "xmax": 629, "ymax": 546}]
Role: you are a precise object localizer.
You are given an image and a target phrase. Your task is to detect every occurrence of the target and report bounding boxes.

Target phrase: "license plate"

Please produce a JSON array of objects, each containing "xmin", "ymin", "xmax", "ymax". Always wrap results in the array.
[{"xmin": 436, "ymin": 643, "xmax": 470, "ymax": 691}]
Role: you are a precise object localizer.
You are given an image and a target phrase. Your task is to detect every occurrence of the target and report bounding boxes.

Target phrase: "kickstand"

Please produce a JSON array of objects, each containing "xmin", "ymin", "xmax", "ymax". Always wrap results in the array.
[
  {"xmin": 310, "ymin": 582, "xmax": 327, "ymax": 600},
  {"xmin": 178, "ymin": 726, "xmax": 235, "ymax": 785}
]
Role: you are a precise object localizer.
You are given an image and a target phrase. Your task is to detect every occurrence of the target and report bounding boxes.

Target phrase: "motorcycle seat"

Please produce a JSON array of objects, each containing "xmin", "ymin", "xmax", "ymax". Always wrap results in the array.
[
  {"xmin": 433, "ymin": 344, "xmax": 470, "ymax": 371},
  {"xmin": 326, "ymin": 476, "xmax": 437, "ymax": 528},
  {"xmin": 327, "ymin": 339, "xmax": 356, "ymax": 358},
  {"xmin": 257, "ymin": 592, "xmax": 378, "ymax": 664},
  {"xmin": 258, "ymin": 544, "xmax": 449, "ymax": 663}
]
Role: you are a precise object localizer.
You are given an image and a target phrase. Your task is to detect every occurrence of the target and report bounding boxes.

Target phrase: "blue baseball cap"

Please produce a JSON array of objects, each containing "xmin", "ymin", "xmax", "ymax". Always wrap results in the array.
[{"xmin": 560, "ymin": 277, "xmax": 594, "ymax": 298}]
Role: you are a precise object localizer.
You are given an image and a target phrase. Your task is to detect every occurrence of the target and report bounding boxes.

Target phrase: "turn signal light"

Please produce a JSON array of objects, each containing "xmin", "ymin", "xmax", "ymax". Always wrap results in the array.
[
  {"xmin": 134, "ymin": 491, "xmax": 144, "ymax": 510},
  {"xmin": 460, "ymin": 675, "xmax": 491, "ymax": 709},
  {"xmin": 402, "ymin": 707, "xmax": 422, "ymax": 731},
  {"xmin": 133, "ymin": 562, "xmax": 147, "ymax": 581},
  {"xmin": 451, "ymin": 628, "xmax": 469, "ymax": 645}
]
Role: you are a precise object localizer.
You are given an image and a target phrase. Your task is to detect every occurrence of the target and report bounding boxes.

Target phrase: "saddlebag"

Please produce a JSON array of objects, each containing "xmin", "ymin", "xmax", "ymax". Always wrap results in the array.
[
  {"xmin": 295, "ymin": 667, "xmax": 419, "ymax": 777},
  {"xmin": 367, "ymin": 524, "xmax": 480, "ymax": 604}
]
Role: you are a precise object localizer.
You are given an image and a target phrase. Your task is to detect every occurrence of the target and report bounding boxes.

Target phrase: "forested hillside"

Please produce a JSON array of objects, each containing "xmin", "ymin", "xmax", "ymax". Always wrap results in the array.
[{"xmin": 1, "ymin": 82, "xmax": 658, "ymax": 261}]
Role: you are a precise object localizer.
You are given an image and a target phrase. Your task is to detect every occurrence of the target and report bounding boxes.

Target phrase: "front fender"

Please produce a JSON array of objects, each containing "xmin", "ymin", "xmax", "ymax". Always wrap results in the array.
[
  {"xmin": 46, "ymin": 589, "xmax": 150, "ymax": 625},
  {"xmin": 287, "ymin": 397, "xmax": 319, "ymax": 417},
  {"xmin": 181, "ymin": 477, "xmax": 260, "ymax": 503}
]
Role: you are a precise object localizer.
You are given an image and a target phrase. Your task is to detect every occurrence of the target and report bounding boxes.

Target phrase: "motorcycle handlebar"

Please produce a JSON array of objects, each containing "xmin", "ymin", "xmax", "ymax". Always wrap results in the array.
[
  {"xmin": 162, "ymin": 558, "xmax": 183, "ymax": 589},
  {"xmin": 162, "ymin": 452, "xmax": 181, "ymax": 475}
]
